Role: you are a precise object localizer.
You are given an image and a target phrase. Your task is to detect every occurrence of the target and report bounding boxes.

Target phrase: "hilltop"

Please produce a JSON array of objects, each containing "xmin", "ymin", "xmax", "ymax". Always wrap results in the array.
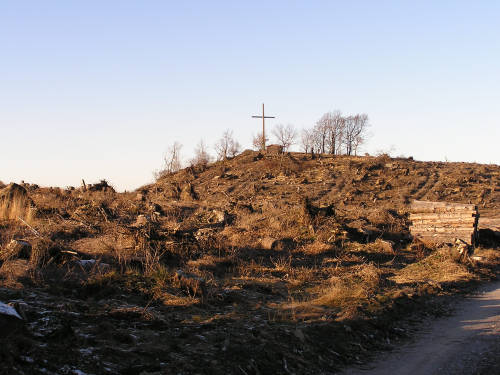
[{"xmin": 0, "ymin": 152, "xmax": 499, "ymax": 374}]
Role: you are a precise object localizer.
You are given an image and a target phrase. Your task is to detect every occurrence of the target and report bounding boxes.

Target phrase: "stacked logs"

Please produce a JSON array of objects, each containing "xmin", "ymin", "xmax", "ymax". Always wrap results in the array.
[{"xmin": 409, "ymin": 200, "xmax": 479, "ymax": 246}]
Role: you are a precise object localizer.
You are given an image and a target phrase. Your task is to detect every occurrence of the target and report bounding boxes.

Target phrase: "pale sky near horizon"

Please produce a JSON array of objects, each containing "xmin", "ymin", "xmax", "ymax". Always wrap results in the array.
[{"xmin": 1, "ymin": 1, "xmax": 499, "ymax": 191}]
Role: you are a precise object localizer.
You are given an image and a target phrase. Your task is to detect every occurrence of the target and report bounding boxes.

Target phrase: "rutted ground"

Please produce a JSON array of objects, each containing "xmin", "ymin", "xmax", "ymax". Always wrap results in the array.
[{"xmin": 0, "ymin": 152, "xmax": 499, "ymax": 374}]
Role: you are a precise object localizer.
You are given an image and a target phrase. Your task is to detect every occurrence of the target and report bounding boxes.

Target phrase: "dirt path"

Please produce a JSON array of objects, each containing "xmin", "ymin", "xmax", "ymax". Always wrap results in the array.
[{"xmin": 342, "ymin": 281, "xmax": 500, "ymax": 375}]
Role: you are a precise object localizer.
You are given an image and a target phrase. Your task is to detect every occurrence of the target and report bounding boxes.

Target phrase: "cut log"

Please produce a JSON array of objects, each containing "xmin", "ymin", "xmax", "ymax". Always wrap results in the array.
[
  {"xmin": 410, "ymin": 219, "xmax": 476, "ymax": 225},
  {"xmin": 409, "ymin": 225, "xmax": 475, "ymax": 232},
  {"xmin": 409, "ymin": 213, "xmax": 477, "ymax": 220},
  {"xmin": 411, "ymin": 200, "xmax": 476, "ymax": 210}
]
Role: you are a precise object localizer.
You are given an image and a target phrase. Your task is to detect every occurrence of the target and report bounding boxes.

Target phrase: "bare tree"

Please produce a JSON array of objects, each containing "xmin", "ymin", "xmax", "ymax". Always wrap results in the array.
[
  {"xmin": 312, "ymin": 119, "xmax": 329, "ymax": 154},
  {"xmin": 190, "ymin": 139, "xmax": 212, "ymax": 167},
  {"xmin": 156, "ymin": 141, "xmax": 183, "ymax": 178},
  {"xmin": 344, "ymin": 114, "xmax": 369, "ymax": 155},
  {"xmin": 272, "ymin": 123, "xmax": 297, "ymax": 152},
  {"xmin": 214, "ymin": 130, "xmax": 241, "ymax": 160},
  {"xmin": 228, "ymin": 139, "xmax": 241, "ymax": 158},
  {"xmin": 252, "ymin": 132, "xmax": 269, "ymax": 151},
  {"xmin": 300, "ymin": 128, "xmax": 314, "ymax": 153},
  {"xmin": 322, "ymin": 111, "xmax": 345, "ymax": 155}
]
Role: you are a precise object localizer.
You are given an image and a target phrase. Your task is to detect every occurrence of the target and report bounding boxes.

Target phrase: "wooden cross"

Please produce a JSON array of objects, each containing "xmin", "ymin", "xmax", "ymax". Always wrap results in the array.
[{"xmin": 252, "ymin": 103, "xmax": 275, "ymax": 151}]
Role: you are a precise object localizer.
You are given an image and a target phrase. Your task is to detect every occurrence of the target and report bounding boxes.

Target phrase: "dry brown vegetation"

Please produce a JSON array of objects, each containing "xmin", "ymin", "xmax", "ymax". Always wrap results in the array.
[{"xmin": 0, "ymin": 152, "xmax": 499, "ymax": 374}]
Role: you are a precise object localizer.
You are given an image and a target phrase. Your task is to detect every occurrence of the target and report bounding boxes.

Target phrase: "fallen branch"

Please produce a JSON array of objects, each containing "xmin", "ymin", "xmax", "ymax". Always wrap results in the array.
[{"xmin": 17, "ymin": 217, "xmax": 41, "ymax": 237}]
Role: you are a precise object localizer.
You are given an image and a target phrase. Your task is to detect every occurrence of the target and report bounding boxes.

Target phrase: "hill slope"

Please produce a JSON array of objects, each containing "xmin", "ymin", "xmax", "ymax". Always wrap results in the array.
[{"xmin": 0, "ymin": 152, "xmax": 499, "ymax": 374}]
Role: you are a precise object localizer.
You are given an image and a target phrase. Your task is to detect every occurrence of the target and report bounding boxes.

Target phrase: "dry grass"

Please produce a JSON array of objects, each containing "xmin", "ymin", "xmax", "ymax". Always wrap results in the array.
[
  {"xmin": 391, "ymin": 247, "xmax": 474, "ymax": 284},
  {"xmin": 0, "ymin": 193, "xmax": 35, "ymax": 223},
  {"xmin": 301, "ymin": 241, "xmax": 336, "ymax": 255},
  {"xmin": 313, "ymin": 263, "xmax": 382, "ymax": 308}
]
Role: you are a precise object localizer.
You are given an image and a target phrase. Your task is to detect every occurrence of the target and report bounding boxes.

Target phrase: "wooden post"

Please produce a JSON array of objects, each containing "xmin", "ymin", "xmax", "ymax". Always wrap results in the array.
[{"xmin": 262, "ymin": 103, "xmax": 265, "ymax": 151}]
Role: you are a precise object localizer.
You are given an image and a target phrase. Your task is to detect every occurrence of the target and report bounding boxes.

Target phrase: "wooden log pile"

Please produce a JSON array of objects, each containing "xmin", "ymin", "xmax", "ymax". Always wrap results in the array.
[{"xmin": 409, "ymin": 200, "xmax": 479, "ymax": 246}]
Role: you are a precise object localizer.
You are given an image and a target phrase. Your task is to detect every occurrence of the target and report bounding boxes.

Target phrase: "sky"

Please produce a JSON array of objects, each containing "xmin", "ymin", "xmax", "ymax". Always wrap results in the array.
[{"xmin": 1, "ymin": 1, "xmax": 499, "ymax": 191}]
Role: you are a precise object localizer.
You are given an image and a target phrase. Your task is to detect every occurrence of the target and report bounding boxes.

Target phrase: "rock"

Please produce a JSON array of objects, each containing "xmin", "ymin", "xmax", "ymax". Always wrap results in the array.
[
  {"xmin": 0, "ymin": 301, "xmax": 24, "ymax": 337},
  {"xmin": 260, "ymin": 237, "xmax": 294, "ymax": 251},
  {"xmin": 76, "ymin": 259, "xmax": 110, "ymax": 272},
  {"xmin": 260, "ymin": 237, "xmax": 278, "ymax": 250},
  {"xmin": 135, "ymin": 193, "xmax": 145, "ymax": 201},
  {"xmin": 9, "ymin": 302, "xmax": 28, "ymax": 320}
]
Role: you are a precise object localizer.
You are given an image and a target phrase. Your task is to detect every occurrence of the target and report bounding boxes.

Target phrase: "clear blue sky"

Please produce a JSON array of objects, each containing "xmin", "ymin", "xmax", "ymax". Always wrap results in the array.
[{"xmin": 1, "ymin": 1, "xmax": 499, "ymax": 191}]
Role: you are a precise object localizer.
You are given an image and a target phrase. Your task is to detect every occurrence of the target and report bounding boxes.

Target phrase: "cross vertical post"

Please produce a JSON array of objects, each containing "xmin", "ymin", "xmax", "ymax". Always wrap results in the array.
[{"xmin": 252, "ymin": 103, "xmax": 275, "ymax": 151}]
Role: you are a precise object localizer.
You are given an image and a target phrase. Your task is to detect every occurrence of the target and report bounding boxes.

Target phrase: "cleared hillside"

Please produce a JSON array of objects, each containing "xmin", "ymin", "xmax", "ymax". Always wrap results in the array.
[{"xmin": 0, "ymin": 152, "xmax": 499, "ymax": 374}]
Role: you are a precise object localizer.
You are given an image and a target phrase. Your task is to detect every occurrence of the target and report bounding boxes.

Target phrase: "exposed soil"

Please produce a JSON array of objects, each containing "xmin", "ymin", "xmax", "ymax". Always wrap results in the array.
[{"xmin": 0, "ymin": 152, "xmax": 499, "ymax": 374}]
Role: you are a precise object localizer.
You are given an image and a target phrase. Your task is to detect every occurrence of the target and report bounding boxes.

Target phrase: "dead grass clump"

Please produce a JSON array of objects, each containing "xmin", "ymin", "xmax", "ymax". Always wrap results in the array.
[
  {"xmin": 313, "ymin": 263, "xmax": 382, "ymax": 308},
  {"xmin": 301, "ymin": 241, "xmax": 335, "ymax": 255},
  {"xmin": 391, "ymin": 247, "xmax": 474, "ymax": 284},
  {"xmin": 235, "ymin": 258, "xmax": 268, "ymax": 278},
  {"xmin": 187, "ymin": 255, "xmax": 235, "ymax": 278},
  {"xmin": 173, "ymin": 269, "xmax": 207, "ymax": 298},
  {"xmin": 472, "ymin": 248, "xmax": 500, "ymax": 264},
  {"xmin": 0, "ymin": 183, "xmax": 35, "ymax": 223},
  {"xmin": 288, "ymin": 266, "xmax": 316, "ymax": 288},
  {"xmin": 0, "ymin": 240, "xmax": 31, "ymax": 262}
]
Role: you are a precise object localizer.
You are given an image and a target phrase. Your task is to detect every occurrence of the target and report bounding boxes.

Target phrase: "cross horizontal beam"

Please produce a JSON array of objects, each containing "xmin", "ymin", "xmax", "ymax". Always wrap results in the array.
[{"xmin": 252, "ymin": 115, "xmax": 275, "ymax": 118}]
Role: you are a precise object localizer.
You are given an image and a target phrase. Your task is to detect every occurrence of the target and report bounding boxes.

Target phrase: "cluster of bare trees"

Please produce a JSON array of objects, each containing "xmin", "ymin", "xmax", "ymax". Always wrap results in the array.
[
  {"xmin": 156, "ymin": 110, "xmax": 369, "ymax": 178},
  {"xmin": 301, "ymin": 111, "xmax": 369, "ymax": 156},
  {"xmin": 267, "ymin": 111, "xmax": 369, "ymax": 156},
  {"xmin": 156, "ymin": 129, "xmax": 241, "ymax": 178}
]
